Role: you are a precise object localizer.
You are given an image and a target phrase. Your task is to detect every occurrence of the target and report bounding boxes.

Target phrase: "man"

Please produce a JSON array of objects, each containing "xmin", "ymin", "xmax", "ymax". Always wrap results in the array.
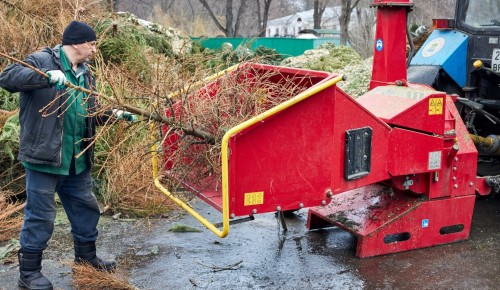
[{"xmin": 0, "ymin": 21, "xmax": 121, "ymax": 290}]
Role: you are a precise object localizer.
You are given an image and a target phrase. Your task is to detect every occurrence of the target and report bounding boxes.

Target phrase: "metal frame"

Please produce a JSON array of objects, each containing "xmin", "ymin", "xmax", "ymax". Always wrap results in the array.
[{"xmin": 152, "ymin": 72, "xmax": 344, "ymax": 238}]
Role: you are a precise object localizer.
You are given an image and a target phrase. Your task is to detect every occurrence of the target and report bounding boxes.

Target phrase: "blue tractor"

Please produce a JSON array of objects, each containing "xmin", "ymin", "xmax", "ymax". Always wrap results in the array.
[{"xmin": 408, "ymin": 0, "xmax": 500, "ymax": 176}]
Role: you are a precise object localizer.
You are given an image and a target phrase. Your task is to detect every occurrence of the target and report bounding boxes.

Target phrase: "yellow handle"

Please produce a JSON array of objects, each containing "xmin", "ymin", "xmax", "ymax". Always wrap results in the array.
[
  {"xmin": 150, "ymin": 65, "xmax": 241, "ymax": 237},
  {"xmin": 220, "ymin": 74, "xmax": 344, "ymax": 229},
  {"xmin": 152, "ymin": 70, "xmax": 344, "ymax": 238},
  {"xmin": 151, "ymin": 122, "xmax": 229, "ymax": 237}
]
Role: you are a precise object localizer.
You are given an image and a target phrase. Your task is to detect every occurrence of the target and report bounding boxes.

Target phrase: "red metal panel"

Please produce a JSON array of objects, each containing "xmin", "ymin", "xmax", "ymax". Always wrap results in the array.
[
  {"xmin": 307, "ymin": 184, "xmax": 475, "ymax": 258},
  {"xmin": 355, "ymin": 196, "xmax": 475, "ymax": 257},
  {"xmin": 475, "ymin": 177, "xmax": 492, "ymax": 196},
  {"xmin": 391, "ymin": 173, "xmax": 429, "ymax": 194},
  {"xmin": 428, "ymin": 97, "xmax": 477, "ymax": 199},
  {"xmin": 357, "ymin": 86, "xmax": 450, "ymax": 136},
  {"xmin": 330, "ymin": 89, "xmax": 392, "ymax": 193},
  {"xmin": 228, "ymin": 86, "xmax": 392, "ymax": 217},
  {"xmin": 370, "ymin": 0, "xmax": 414, "ymax": 6},
  {"xmin": 370, "ymin": 4, "xmax": 410, "ymax": 89},
  {"xmin": 161, "ymin": 63, "xmax": 335, "ymax": 213},
  {"xmin": 387, "ymin": 128, "xmax": 445, "ymax": 176}
]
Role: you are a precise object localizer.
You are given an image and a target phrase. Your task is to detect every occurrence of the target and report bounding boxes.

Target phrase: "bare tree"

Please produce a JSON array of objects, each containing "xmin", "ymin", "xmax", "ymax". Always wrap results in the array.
[
  {"xmin": 256, "ymin": 0, "xmax": 273, "ymax": 37},
  {"xmin": 313, "ymin": 0, "xmax": 329, "ymax": 29},
  {"xmin": 349, "ymin": 2, "xmax": 375, "ymax": 58},
  {"xmin": 410, "ymin": 0, "xmax": 456, "ymax": 27},
  {"xmin": 198, "ymin": 0, "xmax": 249, "ymax": 37},
  {"xmin": 282, "ymin": 0, "xmax": 307, "ymax": 12},
  {"xmin": 339, "ymin": 0, "xmax": 361, "ymax": 45},
  {"xmin": 115, "ymin": 0, "xmax": 156, "ymax": 19},
  {"xmin": 159, "ymin": 0, "xmax": 176, "ymax": 12}
]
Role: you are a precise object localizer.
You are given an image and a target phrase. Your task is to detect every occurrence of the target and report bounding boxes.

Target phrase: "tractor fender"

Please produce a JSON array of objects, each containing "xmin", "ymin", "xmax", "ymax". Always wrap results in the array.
[{"xmin": 410, "ymin": 29, "xmax": 469, "ymax": 88}]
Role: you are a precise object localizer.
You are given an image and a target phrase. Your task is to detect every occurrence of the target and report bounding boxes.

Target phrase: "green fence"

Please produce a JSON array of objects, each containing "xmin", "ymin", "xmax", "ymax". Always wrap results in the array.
[{"xmin": 191, "ymin": 37, "xmax": 342, "ymax": 58}]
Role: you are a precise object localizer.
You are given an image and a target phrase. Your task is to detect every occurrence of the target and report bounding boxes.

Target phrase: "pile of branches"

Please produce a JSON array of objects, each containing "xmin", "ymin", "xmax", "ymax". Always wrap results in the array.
[
  {"xmin": 71, "ymin": 263, "xmax": 137, "ymax": 290},
  {"xmin": 0, "ymin": 2, "xmax": 339, "ymax": 288},
  {"xmin": 161, "ymin": 64, "xmax": 317, "ymax": 190},
  {"xmin": 0, "ymin": 0, "xmax": 328, "ymax": 221},
  {"xmin": 0, "ymin": 0, "xmax": 104, "ymax": 61}
]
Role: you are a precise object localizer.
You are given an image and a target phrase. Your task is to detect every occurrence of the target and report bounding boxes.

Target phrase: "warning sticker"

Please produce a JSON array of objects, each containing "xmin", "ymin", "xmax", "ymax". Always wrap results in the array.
[
  {"xmin": 428, "ymin": 151, "xmax": 442, "ymax": 170},
  {"xmin": 244, "ymin": 191, "xmax": 264, "ymax": 206},
  {"xmin": 428, "ymin": 98, "xmax": 443, "ymax": 115}
]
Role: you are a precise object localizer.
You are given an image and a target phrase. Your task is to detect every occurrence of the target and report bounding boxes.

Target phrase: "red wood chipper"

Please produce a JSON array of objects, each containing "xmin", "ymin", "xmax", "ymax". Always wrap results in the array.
[{"xmin": 153, "ymin": 0, "xmax": 494, "ymax": 258}]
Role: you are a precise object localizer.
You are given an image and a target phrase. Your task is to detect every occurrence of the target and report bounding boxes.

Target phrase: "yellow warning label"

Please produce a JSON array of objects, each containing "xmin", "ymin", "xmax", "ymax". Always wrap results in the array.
[
  {"xmin": 428, "ymin": 98, "xmax": 443, "ymax": 115},
  {"xmin": 244, "ymin": 191, "xmax": 264, "ymax": 206}
]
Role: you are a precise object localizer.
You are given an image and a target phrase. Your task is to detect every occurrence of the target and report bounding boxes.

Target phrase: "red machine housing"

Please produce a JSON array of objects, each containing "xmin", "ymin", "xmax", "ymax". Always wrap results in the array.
[
  {"xmin": 307, "ymin": 85, "xmax": 477, "ymax": 257},
  {"xmin": 161, "ymin": 0, "xmax": 484, "ymax": 257}
]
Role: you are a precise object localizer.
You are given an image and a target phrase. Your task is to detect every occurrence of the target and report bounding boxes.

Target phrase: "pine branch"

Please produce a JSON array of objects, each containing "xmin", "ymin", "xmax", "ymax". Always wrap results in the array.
[{"xmin": 0, "ymin": 52, "xmax": 216, "ymax": 144}]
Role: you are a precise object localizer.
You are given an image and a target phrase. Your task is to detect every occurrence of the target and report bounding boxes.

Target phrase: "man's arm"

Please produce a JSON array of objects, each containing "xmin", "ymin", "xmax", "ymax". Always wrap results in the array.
[{"xmin": 0, "ymin": 53, "xmax": 52, "ymax": 93}]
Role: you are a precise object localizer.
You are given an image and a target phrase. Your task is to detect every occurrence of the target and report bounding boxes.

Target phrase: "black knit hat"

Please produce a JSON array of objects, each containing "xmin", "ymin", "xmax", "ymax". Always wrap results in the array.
[{"xmin": 62, "ymin": 21, "xmax": 96, "ymax": 45}]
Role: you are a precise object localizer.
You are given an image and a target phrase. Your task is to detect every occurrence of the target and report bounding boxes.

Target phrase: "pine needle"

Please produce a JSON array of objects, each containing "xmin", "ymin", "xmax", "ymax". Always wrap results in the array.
[{"xmin": 71, "ymin": 263, "xmax": 138, "ymax": 290}]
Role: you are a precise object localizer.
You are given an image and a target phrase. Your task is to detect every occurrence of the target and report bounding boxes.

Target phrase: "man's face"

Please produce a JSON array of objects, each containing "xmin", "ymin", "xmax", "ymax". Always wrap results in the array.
[{"xmin": 75, "ymin": 41, "xmax": 97, "ymax": 63}]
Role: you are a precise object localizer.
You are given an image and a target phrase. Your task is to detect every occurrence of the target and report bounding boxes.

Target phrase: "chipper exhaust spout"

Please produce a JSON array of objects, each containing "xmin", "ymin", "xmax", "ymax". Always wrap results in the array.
[{"xmin": 370, "ymin": 0, "xmax": 415, "ymax": 90}]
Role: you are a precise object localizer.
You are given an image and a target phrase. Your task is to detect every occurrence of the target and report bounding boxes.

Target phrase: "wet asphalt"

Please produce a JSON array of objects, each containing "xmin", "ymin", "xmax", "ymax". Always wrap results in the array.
[{"xmin": 0, "ymin": 196, "xmax": 499, "ymax": 290}]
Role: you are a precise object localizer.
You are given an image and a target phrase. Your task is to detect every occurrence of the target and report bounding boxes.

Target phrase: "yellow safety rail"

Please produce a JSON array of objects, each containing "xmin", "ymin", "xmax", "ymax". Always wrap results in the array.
[{"xmin": 153, "ymin": 70, "xmax": 344, "ymax": 238}]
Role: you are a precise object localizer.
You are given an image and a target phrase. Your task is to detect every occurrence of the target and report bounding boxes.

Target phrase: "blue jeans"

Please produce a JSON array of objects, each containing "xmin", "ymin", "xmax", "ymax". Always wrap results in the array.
[{"xmin": 20, "ymin": 168, "xmax": 100, "ymax": 252}]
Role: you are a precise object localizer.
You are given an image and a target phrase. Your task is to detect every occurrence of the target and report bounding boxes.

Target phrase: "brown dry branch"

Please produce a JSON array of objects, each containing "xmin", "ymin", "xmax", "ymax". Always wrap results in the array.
[
  {"xmin": 0, "ymin": 172, "xmax": 25, "ymax": 193},
  {"xmin": 197, "ymin": 259, "xmax": 243, "ymax": 272},
  {"xmin": 71, "ymin": 263, "xmax": 138, "ymax": 290},
  {"xmin": 0, "ymin": 52, "xmax": 216, "ymax": 145},
  {"xmin": 89, "ymin": 49, "xmax": 315, "ymax": 204},
  {"xmin": 0, "ymin": 109, "xmax": 17, "ymax": 130},
  {"xmin": 0, "ymin": 0, "xmax": 320, "ymax": 215},
  {"xmin": 0, "ymin": 201, "xmax": 24, "ymax": 242},
  {"xmin": 0, "ymin": 202, "xmax": 24, "ymax": 220},
  {"xmin": 161, "ymin": 65, "xmax": 315, "ymax": 189},
  {"xmin": 96, "ymin": 122, "xmax": 172, "ymax": 214},
  {"xmin": 0, "ymin": 0, "xmax": 104, "ymax": 59}
]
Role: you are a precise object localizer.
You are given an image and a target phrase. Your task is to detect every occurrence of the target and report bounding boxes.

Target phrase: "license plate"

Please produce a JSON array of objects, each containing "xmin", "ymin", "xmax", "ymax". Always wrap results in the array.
[{"xmin": 492, "ymin": 48, "xmax": 500, "ymax": 72}]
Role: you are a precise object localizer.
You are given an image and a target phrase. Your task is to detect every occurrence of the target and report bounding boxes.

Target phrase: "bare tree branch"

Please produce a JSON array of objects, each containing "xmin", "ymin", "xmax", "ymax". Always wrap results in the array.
[
  {"xmin": 256, "ymin": 0, "xmax": 274, "ymax": 37},
  {"xmin": 0, "ymin": 51, "xmax": 216, "ymax": 143},
  {"xmin": 198, "ymin": 0, "xmax": 227, "ymax": 35},
  {"xmin": 234, "ymin": 0, "xmax": 249, "ymax": 36},
  {"xmin": 339, "ymin": 0, "xmax": 361, "ymax": 45}
]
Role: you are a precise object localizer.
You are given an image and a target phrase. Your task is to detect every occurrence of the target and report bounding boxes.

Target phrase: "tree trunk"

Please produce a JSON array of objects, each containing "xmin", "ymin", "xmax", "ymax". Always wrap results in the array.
[
  {"xmin": 199, "ymin": 0, "xmax": 250, "ymax": 37},
  {"xmin": 226, "ymin": 0, "xmax": 234, "ymax": 37},
  {"xmin": 339, "ymin": 0, "xmax": 361, "ymax": 45},
  {"xmin": 199, "ymin": 0, "xmax": 227, "ymax": 35},
  {"xmin": 256, "ymin": 0, "xmax": 262, "ymax": 35},
  {"xmin": 160, "ymin": 0, "xmax": 176, "ymax": 12},
  {"xmin": 257, "ymin": 0, "xmax": 273, "ymax": 37},
  {"xmin": 313, "ymin": 1, "xmax": 320, "ymax": 29},
  {"xmin": 234, "ymin": 0, "xmax": 249, "ymax": 37},
  {"xmin": 313, "ymin": 0, "xmax": 328, "ymax": 29}
]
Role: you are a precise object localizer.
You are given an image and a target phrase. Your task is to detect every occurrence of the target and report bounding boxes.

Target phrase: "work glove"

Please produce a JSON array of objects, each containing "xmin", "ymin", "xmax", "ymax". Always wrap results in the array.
[
  {"xmin": 112, "ymin": 109, "xmax": 137, "ymax": 122},
  {"xmin": 47, "ymin": 70, "xmax": 67, "ymax": 90}
]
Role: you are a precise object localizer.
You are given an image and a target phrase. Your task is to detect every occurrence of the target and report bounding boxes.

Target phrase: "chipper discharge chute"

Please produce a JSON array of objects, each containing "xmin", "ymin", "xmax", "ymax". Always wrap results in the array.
[{"xmin": 153, "ymin": 0, "xmax": 492, "ymax": 258}]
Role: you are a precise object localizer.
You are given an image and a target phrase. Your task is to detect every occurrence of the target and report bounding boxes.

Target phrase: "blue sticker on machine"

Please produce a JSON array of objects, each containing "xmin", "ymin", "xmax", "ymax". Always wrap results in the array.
[
  {"xmin": 376, "ymin": 39, "xmax": 383, "ymax": 51},
  {"xmin": 422, "ymin": 219, "xmax": 429, "ymax": 228}
]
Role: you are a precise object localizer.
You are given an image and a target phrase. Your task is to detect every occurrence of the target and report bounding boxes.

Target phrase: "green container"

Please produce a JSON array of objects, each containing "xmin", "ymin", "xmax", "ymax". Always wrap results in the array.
[{"xmin": 192, "ymin": 37, "xmax": 342, "ymax": 58}]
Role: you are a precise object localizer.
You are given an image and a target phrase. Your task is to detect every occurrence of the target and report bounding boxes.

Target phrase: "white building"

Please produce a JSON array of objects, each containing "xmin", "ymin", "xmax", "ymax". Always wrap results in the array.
[{"xmin": 266, "ymin": 6, "xmax": 360, "ymax": 38}]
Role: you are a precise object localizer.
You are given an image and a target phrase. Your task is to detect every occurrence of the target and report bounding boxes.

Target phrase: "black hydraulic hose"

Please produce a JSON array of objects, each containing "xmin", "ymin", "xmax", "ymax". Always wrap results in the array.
[
  {"xmin": 457, "ymin": 97, "xmax": 500, "ymax": 126},
  {"xmin": 406, "ymin": 10, "xmax": 415, "ymax": 68}
]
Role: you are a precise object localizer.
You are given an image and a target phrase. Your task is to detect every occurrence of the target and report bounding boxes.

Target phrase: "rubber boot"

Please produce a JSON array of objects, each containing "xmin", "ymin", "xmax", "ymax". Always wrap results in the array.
[
  {"xmin": 18, "ymin": 249, "xmax": 53, "ymax": 290},
  {"xmin": 74, "ymin": 240, "xmax": 117, "ymax": 271}
]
